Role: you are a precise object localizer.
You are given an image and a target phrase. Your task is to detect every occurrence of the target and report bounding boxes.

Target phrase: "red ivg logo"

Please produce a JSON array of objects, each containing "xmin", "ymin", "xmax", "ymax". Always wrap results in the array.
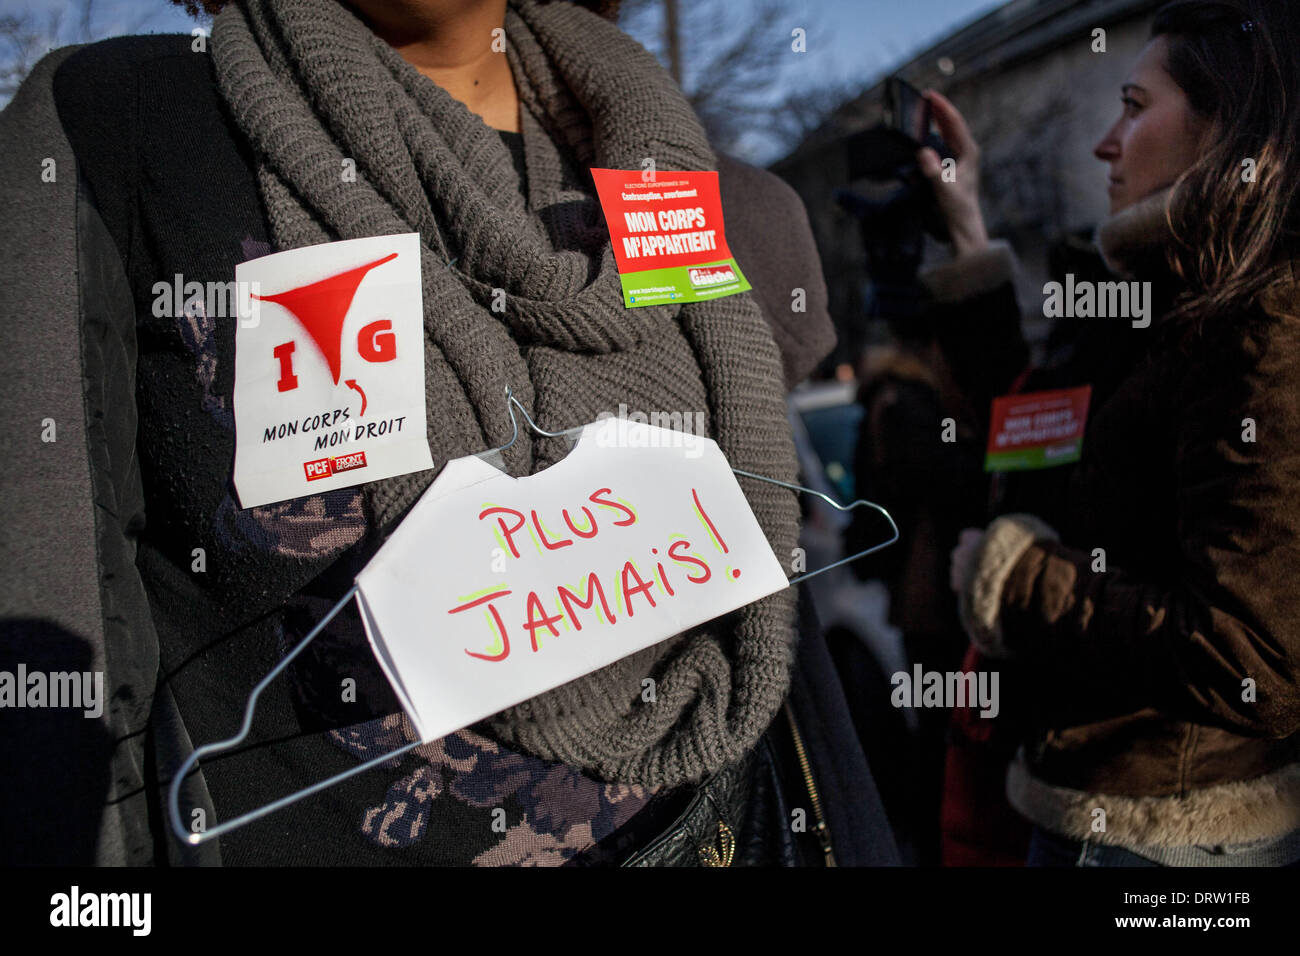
[{"xmin": 255, "ymin": 253, "xmax": 400, "ymax": 415}]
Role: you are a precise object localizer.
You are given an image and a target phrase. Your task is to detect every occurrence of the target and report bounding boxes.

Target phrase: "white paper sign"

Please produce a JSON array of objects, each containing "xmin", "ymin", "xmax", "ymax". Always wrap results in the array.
[
  {"xmin": 232, "ymin": 233, "xmax": 434, "ymax": 508},
  {"xmin": 354, "ymin": 417, "xmax": 789, "ymax": 743}
]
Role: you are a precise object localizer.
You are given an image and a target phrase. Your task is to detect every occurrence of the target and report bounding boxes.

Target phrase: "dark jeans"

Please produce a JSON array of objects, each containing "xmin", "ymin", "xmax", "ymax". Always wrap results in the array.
[
  {"xmin": 1027, "ymin": 826, "xmax": 1158, "ymax": 867},
  {"xmin": 1027, "ymin": 825, "xmax": 1300, "ymax": 867}
]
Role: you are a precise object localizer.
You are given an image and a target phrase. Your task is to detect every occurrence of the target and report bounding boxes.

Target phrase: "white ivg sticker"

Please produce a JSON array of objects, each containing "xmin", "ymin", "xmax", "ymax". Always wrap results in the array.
[{"xmin": 232, "ymin": 233, "xmax": 434, "ymax": 508}]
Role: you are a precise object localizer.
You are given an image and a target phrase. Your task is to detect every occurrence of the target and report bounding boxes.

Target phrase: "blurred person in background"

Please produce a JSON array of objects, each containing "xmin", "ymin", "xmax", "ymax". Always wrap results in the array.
[
  {"xmin": 928, "ymin": 0, "xmax": 1300, "ymax": 866},
  {"xmin": 845, "ymin": 285, "xmax": 1011, "ymax": 864}
]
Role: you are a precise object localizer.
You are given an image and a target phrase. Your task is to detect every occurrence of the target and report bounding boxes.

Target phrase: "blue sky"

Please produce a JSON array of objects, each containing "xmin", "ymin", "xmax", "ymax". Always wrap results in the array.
[
  {"xmin": 2, "ymin": 0, "xmax": 1009, "ymax": 159},
  {"xmin": 788, "ymin": 0, "xmax": 1006, "ymax": 86},
  {"xmin": 2, "ymin": 0, "xmax": 1008, "ymax": 84},
  {"xmin": 0, "ymin": 0, "xmax": 197, "ymax": 38}
]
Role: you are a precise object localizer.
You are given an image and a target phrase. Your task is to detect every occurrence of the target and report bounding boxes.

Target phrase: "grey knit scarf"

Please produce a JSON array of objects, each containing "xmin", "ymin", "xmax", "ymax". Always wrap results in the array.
[{"xmin": 210, "ymin": 0, "xmax": 800, "ymax": 787}]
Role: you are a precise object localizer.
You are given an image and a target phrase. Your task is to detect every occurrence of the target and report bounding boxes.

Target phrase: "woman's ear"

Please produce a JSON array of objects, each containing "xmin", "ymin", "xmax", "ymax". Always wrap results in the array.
[{"xmin": 1188, "ymin": 109, "xmax": 1215, "ymax": 156}]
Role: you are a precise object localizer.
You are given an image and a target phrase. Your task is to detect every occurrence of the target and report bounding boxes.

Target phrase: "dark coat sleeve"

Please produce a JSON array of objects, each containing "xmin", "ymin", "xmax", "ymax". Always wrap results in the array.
[
  {"xmin": 917, "ymin": 240, "xmax": 1031, "ymax": 431},
  {"xmin": 998, "ymin": 312, "xmax": 1300, "ymax": 739},
  {"xmin": 0, "ymin": 46, "xmax": 218, "ymax": 865},
  {"xmin": 717, "ymin": 154, "xmax": 836, "ymax": 390},
  {"xmin": 0, "ymin": 45, "xmax": 148, "ymax": 864}
]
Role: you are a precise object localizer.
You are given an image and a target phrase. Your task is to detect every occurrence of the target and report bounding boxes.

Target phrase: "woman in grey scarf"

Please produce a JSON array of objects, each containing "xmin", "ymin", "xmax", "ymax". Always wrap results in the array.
[{"xmin": 0, "ymin": 0, "xmax": 859, "ymax": 866}]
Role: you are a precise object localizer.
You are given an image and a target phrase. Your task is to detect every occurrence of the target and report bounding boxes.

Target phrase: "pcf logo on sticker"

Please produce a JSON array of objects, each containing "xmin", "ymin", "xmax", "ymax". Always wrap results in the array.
[{"xmin": 303, "ymin": 451, "xmax": 368, "ymax": 482}]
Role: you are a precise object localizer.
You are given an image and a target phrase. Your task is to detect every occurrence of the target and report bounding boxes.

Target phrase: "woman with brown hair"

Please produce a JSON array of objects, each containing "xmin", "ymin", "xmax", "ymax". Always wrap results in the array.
[{"xmin": 930, "ymin": 0, "xmax": 1300, "ymax": 865}]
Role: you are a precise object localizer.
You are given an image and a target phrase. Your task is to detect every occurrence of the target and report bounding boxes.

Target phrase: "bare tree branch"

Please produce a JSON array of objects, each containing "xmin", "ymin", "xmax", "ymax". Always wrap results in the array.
[
  {"xmin": 0, "ymin": 5, "xmax": 62, "ymax": 101},
  {"xmin": 0, "ymin": 0, "xmax": 181, "ymax": 106},
  {"xmin": 77, "ymin": 0, "xmax": 95, "ymax": 43},
  {"xmin": 662, "ymin": 0, "xmax": 682, "ymax": 87},
  {"xmin": 618, "ymin": 0, "xmax": 850, "ymax": 162}
]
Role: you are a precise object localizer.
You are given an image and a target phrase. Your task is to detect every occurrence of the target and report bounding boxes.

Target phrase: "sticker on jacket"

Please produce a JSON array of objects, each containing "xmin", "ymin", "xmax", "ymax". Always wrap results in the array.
[
  {"xmin": 354, "ymin": 416, "xmax": 788, "ymax": 744},
  {"xmin": 231, "ymin": 233, "xmax": 434, "ymax": 508},
  {"xmin": 590, "ymin": 168, "xmax": 752, "ymax": 308},
  {"xmin": 985, "ymin": 385, "xmax": 1092, "ymax": 471}
]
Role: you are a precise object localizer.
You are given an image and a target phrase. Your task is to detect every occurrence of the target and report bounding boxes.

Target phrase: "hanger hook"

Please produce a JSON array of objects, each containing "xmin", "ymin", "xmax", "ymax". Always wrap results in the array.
[
  {"xmin": 484, "ymin": 385, "xmax": 574, "ymax": 459},
  {"xmin": 731, "ymin": 468, "xmax": 901, "ymax": 585},
  {"xmin": 493, "ymin": 385, "xmax": 522, "ymax": 455},
  {"xmin": 168, "ymin": 416, "xmax": 900, "ymax": 842}
]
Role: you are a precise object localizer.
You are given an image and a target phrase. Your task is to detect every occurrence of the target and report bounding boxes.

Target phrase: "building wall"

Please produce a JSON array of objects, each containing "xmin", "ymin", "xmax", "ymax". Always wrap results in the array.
[
  {"xmin": 954, "ymin": 15, "xmax": 1155, "ymax": 309},
  {"xmin": 773, "ymin": 3, "xmax": 1161, "ymax": 372}
]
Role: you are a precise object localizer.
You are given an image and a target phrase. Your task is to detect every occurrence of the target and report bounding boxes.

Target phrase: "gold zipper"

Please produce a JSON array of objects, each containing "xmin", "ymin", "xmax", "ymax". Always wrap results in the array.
[
  {"xmin": 698, "ymin": 820, "xmax": 736, "ymax": 867},
  {"xmin": 783, "ymin": 700, "xmax": 837, "ymax": 866}
]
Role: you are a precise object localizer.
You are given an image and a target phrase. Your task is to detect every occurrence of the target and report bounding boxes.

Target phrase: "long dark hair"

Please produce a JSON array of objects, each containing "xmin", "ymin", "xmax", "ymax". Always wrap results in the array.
[
  {"xmin": 170, "ymin": 1, "xmax": 622, "ymax": 20},
  {"xmin": 1153, "ymin": 1, "xmax": 1300, "ymax": 321}
]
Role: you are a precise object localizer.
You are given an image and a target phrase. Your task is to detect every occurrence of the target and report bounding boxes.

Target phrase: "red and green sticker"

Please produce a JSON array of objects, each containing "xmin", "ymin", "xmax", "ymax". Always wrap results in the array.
[
  {"xmin": 985, "ymin": 386, "xmax": 1092, "ymax": 471},
  {"xmin": 590, "ymin": 167, "xmax": 751, "ymax": 308}
]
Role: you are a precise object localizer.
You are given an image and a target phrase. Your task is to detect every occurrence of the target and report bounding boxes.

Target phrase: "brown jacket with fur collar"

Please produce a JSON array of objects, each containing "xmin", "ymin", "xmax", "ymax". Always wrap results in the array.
[{"xmin": 927, "ymin": 197, "xmax": 1300, "ymax": 849}]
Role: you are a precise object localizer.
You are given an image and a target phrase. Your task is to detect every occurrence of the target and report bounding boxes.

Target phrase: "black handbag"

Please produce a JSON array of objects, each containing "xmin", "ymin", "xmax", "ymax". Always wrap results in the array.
[{"xmin": 586, "ymin": 582, "xmax": 900, "ymax": 867}]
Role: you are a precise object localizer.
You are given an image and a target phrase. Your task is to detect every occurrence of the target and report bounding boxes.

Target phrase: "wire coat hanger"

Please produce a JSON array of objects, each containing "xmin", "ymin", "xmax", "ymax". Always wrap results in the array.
[{"xmin": 167, "ymin": 386, "xmax": 897, "ymax": 845}]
